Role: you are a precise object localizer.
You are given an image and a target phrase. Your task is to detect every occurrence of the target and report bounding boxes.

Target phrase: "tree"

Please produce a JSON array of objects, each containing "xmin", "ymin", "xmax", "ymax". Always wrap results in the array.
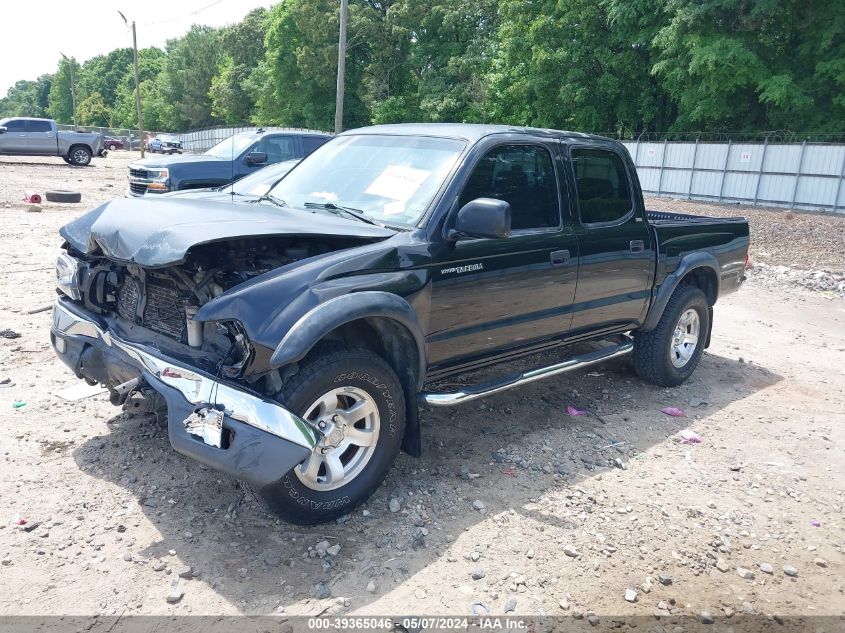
[
  {"xmin": 77, "ymin": 48, "xmax": 134, "ymax": 109},
  {"xmin": 77, "ymin": 91, "xmax": 111, "ymax": 127},
  {"xmin": 161, "ymin": 25, "xmax": 222, "ymax": 129},
  {"xmin": 111, "ymin": 48, "xmax": 171, "ymax": 130},
  {"xmin": 0, "ymin": 75, "xmax": 52, "ymax": 118},
  {"xmin": 47, "ymin": 57, "xmax": 80, "ymax": 124},
  {"xmin": 258, "ymin": 0, "xmax": 369, "ymax": 130},
  {"xmin": 212, "ymin": 8, "xmax": 269, "ymax": 124},
  {"xmin": 392, "ymin": 0, "xmax": 499, "ymax": 123},
  {"xmin": 613, "ymin": 0, "xmax": 845, "ymax": 133},
  {"xmin": 488, "ymin": 0, "xmax": 664, "ymax": 134}
]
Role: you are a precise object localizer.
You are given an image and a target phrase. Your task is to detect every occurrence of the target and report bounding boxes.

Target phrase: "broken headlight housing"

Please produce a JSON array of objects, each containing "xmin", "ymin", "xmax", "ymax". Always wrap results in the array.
[{"xmin": 55, "ymin": 251, "xmax": 87, "ymax": 301}]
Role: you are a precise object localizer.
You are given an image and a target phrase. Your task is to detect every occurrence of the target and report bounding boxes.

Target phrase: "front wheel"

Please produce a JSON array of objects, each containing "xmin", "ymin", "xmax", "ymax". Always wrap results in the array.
[
  {"xmin": 633, "ymin": 285, "xmax": 710, "ymax": 387},
  {"xmin": 108, "ymin": 143, "xmax": 117, "ymax": 151},
  {"xmin": 246, "ymin": 345, "xmax": 406, "ymax": 525}
]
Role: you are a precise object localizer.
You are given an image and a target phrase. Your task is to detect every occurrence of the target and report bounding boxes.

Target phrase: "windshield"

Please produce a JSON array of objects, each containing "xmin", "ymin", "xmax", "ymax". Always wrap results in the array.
[
  {"xmin": 204, "ymin": 134, "xmax": 255, "ymax": 159},
  {"xmin": 226, "ymin": 160, "xmax": 299, "ymax": 196},
  {"xmin": 266, "ymin": 134, "xmax": 465, "ymax": 226}
]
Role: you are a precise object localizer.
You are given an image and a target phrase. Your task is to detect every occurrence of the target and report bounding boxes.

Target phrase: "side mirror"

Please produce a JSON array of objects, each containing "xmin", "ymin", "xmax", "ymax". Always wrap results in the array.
[
  {"xmin": 448, "ymin": 198, "xmax": 511, "ymax": 240},
  {"xmin": 0, "ymin": 126, "xmax": 6, "ymax": 134},
  {"xmin": 245, "ymin": 151, "xmax": 267, "ymax": 165}
]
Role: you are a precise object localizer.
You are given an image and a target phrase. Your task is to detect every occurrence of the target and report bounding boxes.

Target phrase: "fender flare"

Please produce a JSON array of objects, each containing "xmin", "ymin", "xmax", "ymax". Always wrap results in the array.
[
  {"xmin": 269, "ymin": 291, "xmax": 427, "ymax": 389},
  {"xmin": 640, "ymin": 252, "xmax": 720, "ymax": 332}
]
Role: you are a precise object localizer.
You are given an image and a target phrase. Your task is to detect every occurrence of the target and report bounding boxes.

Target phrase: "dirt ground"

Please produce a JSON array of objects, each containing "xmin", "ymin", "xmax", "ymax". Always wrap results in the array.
[{"xmin": 0, "ymin": 153, "xmax": 843, "ymax": 625}]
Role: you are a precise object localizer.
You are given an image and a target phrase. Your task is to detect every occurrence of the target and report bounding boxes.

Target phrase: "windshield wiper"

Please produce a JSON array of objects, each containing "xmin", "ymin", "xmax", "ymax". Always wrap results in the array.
[
  {"xmin": 303, "ymin": 201, "xmax": 385, "ymax": 227},
  {"xmin": 249, "ymin": 193, "xmax": 288, "ymax": 208}
]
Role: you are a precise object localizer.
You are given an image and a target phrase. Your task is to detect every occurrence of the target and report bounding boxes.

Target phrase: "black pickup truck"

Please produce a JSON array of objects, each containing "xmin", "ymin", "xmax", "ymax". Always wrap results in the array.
[{"xmin": 51, "ymin": 124, "xmax": 748, "ymax": 524}]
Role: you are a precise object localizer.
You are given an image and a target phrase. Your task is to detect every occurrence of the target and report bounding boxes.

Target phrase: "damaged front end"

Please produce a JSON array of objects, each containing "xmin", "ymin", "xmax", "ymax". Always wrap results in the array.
[
  {"xmin": 50, "ymin": 237, "xmax": 368, "ymax": 487},
  {"xmin": 51, "ymin": 299, "xmax": 319, "ymax": 487}
]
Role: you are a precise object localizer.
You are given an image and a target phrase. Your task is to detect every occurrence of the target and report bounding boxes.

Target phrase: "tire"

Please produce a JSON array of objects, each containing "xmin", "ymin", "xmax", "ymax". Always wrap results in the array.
[
  {"xmin": 633, "ymin": 285, "xmax": 710, "ymax": 387},
  {"xmin": 246, "ymin": 344, "xmax": 406, "ymax": 524},
  {"xmin": 108, "ymin": 143, "xmax": 117, "ymax": 151},
  {"xmin": 67, "ymin": 145, "xmax": 92, "ymax": 166},
  {"xmin": 45, "ymin": 190, "xmax": 82, "ymax": 203}
]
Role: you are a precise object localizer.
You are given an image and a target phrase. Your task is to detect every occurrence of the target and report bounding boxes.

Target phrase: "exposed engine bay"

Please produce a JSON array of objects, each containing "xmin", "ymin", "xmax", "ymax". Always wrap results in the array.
[{"xmin": 67, "ymin": 236, "xmax": 362, "ymax": 380}]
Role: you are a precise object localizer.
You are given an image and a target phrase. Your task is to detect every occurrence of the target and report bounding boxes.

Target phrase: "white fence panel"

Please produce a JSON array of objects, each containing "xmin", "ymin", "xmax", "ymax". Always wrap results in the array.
[{"xmin": 623, "ymin": 139, "xmax": 845, "ymax": 213}]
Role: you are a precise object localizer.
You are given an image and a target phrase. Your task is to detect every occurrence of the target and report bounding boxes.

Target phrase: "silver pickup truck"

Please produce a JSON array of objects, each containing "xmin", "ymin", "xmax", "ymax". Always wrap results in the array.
[{"xmin": 0, "ymin": 117, "xmax": 105, "ymax": 166}]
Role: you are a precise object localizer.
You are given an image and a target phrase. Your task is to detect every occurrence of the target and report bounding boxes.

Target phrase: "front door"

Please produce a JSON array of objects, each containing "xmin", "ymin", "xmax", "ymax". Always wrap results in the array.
[
  {"xmin": 566, "ymin": 145, "xmax": 654, "ymax": 334},
  {"xmin": 0, "ymin": 119, "xmax": 28, "ymax": 153},
  {"xmin": 428, "ymin": 142, "xmax": 579, "ymax": 366}
]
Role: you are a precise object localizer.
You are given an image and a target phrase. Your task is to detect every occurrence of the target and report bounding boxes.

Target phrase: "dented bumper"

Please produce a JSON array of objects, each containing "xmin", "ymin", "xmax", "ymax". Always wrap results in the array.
[{"xmin": 50, "ymin": 299, "xmax": 318, "ymax": 489}]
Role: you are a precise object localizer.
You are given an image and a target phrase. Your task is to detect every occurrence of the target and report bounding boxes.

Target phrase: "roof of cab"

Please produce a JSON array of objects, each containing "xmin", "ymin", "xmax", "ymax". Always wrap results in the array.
[{"xmin": 340, "ymin": 122, "xmax": 613, "ymax": 144}]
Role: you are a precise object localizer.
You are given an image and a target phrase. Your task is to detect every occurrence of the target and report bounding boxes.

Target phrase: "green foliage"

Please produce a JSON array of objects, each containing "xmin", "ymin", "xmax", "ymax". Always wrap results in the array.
[
  {"xmin": 161, "ymin": 26, "xmax": 222, "ymax": 129},
  {"xmin": 76, "ymin": 91, "xmax": 111, "ymax": 127},
  {"xmin": 47, "ymin": 57, "xmax": 80, "ymax": 124},
  {"xmin": 3, "ymin": 0, "xmax": 841, "ymax": 134},
  {"xmin": 212, "ymin": 8, "xmax": 269, "ymax": 124},
  {"xmin": 0, "ymin": 75, "xmax": 52, "ymax": 118}
]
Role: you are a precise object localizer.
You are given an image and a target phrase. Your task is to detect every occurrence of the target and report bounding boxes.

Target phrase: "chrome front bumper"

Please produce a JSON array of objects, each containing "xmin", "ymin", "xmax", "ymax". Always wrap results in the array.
[{"xmin": 51, "ymin": 300, "xmax": 318, "ymax": 451}]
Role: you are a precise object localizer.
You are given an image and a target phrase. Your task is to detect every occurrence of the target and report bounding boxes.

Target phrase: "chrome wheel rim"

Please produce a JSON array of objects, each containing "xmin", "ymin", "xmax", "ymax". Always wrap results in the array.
[
  {"xmin": 294, "ymin": 386, "xmax": 380, "ymax": 491},
  {"xmin": 670, "ymin": 308, "xmax": 700, "ymax": 368},
  {"xmin": 72, "ymin": 149, "xmax": 88, "ymax": 164}
]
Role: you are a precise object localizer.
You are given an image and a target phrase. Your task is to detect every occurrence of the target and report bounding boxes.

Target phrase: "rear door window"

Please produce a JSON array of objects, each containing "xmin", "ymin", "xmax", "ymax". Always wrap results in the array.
[
  {"xmin": 571, "ymin": 148, "xmax": 633, "ymax": 224},
  {"xmin": 27, "ymin": 120, "xmax": 52, "ymax": 132},
  {"xmin": 302, "ymin": 135, "xmax": 328, "ymax": 156}
]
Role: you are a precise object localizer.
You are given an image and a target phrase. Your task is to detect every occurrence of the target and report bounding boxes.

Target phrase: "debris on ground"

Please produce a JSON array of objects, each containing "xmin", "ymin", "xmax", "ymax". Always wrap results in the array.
[
  {"xmin": 0, "ymin": 329, "xmax": 21, "ymax": 339},
  {"xmin": 678, "ymin": 429, "xmax": 702, "ymax": 444},
  {"xmin": 661, "ymin": 406, "xmax": 685, "ymax": 417},
  {"xmin": 566, "ymin": 404, "xmax": 586, "ymax": 416}
]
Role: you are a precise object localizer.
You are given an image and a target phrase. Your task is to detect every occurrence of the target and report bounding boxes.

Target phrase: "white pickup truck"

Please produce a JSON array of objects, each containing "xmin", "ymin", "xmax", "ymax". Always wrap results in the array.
[{"xmin": 0, "ymin": 117, "xmax": 105, "ymax": 166}]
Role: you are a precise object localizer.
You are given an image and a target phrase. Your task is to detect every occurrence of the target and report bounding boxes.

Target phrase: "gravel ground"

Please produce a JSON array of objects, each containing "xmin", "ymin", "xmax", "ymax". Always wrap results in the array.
[{"xmin": 0, "ymin": 155, "xmax": 843, "ymax": 624}]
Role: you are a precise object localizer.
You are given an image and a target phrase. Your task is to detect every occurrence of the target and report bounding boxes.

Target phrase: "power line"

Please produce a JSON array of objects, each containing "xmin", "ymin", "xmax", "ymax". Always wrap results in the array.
[{"xmin": 137, "ymin": 0, "xmax": 227, "ymax": 26}]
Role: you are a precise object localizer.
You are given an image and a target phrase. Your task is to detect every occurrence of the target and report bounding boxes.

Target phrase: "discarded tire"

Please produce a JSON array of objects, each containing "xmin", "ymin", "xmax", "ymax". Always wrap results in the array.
[{"xmin": 45, "ymin": 190, "xmax": 82, "ymax": 203}]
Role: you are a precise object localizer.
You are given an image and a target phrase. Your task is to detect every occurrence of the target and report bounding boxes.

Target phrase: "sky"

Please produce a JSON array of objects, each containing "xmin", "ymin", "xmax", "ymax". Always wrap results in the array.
[{"xmin": 1, "ymin": 0, "xmax": 277, "ymax": 95}]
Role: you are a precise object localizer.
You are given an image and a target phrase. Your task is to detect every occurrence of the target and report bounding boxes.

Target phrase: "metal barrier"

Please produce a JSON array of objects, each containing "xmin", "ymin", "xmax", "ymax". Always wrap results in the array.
[
  {"xmin": 178, "ymin": 126, "xmax": 333, "ymax": 153},
  {"xmin": 621, "ymin": 139, "xmax": 845, "ymax": 213}
]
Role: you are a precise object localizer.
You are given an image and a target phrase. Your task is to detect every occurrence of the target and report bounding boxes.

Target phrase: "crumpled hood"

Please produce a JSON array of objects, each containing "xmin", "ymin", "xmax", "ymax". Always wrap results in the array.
[{"xmin": 60, "ymin": 197, "xmax": 396, "ymax": 268}]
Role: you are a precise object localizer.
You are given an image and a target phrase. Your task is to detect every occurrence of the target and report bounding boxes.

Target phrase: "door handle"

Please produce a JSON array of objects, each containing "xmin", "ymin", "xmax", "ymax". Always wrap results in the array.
[
  {"xmin": 629, "ymin": 240, "xmax": 645, "ymax": 253},
  {"xmin": 550, "ymin": 249, "xmax": 571, "ymax": 266}
]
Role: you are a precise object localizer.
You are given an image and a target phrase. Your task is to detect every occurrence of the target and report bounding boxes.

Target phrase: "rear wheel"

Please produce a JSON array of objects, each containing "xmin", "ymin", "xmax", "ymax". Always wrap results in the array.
[
  {"xmin": 68, "ymin": 145, "xmax": 92, "ymax": 166},
  {"xmin": 633, "ymin": 285, "xmax": 709, "ymax": 387},
  {"xmin": 108, "ymin": 143, "xmax": 117, "ymax": 151},
  {"xmin": 245, "ymin": 345, "xmax": 406, "ymax": 525}
]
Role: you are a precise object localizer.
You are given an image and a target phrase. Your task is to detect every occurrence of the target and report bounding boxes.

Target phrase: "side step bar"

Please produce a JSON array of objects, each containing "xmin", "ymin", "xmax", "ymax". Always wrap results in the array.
[{"xmin": 419, "ymin": 337, "xmax": 634, "ymax": 407}]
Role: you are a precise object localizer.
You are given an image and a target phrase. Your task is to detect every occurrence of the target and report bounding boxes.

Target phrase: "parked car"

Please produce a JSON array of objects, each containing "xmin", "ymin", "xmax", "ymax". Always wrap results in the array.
[
  {"xmin": 0, "ymin": 117, "xmax": 105, "ymax": 165},
  {"xmin": 104, "ymin": 136, "xmax": 125, "ymax": 151},
  {"xmin": 127, "ymin": 129, "xmax": 330, "ymax": 196},
  {"xmin": 147, "ymin": 134, "xmax": 183, "ymax": 154},
  {"xmin": 51, "ymin": 123, "xmax": 749, "ymax": 524},
  {"xmin": 162, "ymin": 159, "xmax": 300, "ymax": 201}
]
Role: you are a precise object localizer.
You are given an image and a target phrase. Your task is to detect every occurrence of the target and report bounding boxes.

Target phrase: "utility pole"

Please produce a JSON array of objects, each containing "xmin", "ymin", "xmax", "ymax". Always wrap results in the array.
[
  {"xmin": 119, "ymin": 11, "xmax": 145, "ymax": 157},
  {"xmin": 334, "ymin": 0, "xmax": 348, "ymax": 134},
  {"xmin": 59, "ymin": 53, "xmax": 77, "ymax": 131}
]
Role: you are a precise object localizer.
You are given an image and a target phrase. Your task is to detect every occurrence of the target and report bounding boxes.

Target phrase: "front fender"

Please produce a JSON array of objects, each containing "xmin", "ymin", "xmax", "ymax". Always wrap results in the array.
[{"xmin": 269, "ymin": 291, "xmax": 427, "ymax": 384}]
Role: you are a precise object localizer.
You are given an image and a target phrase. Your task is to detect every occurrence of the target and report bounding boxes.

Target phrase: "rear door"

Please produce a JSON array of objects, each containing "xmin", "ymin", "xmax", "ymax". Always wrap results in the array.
[
  {"xmin": 26, "ymin": 119, "xmax": 56, "ymax": 155},
  {"xmin": 428, "ymin": 140, "xmax": 579, "ymax": 366},
  {"xmin": 566, "ymin": 144, "xmax": 654, "ymax": 334}
]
